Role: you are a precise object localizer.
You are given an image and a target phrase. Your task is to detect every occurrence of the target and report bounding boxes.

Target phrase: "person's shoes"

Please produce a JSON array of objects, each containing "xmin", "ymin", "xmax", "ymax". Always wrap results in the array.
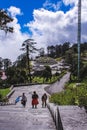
[
  {"xmin": 32, "ymin": 106, "xmax": 34, "ymax": 108},
  {"xmin": 35, "ymin": 106, "xmax": 37, "ymax": 108}
]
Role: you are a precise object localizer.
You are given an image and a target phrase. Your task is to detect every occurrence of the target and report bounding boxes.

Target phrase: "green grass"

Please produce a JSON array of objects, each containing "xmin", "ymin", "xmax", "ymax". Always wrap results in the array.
[
  {"xmin": 32, "ymin": 71, "xmax": 66, "ymax": 84},
  {"xmin": 32, "ymin": 76, "xmax": 58, "ymax": 84},
  {"xmin": 55, "ymin": 57, "xmax": 62, "ymax": 62},
  {"xmin": 50, "ymin": 82, "xmax": 87, "ymax": 106},
  {"xmin": 83, "ymin": 61, "xmax": 87, "ymax": 65},
  {"xmin": 0, "ymin": 88, "xmax": 10, "ymax": 98}
]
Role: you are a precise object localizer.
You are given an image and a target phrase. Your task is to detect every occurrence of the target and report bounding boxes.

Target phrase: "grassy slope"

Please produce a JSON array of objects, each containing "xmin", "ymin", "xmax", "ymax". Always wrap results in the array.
[
  {"xmin": 50, "ymin": 81, "xmax": 87, "ymax": 106},
  {"xmin": 0, "ymin": 88, "xmax": 10, "ymax": 98}
]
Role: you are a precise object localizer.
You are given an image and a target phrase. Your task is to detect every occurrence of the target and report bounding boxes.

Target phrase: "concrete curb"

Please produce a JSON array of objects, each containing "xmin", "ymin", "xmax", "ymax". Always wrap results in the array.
[
  {"xmin": 0, "ymin": 86, "xmax": 15, "ymax": 106},
  {"xmin": 47, "ymin": 103, "xmax": 87, "ymax": 130},
  {"xmin": 6, "ymin": 89, "xmax": 15, "ymax": 99},
  {"xmin": 0, "ymin": 102, "xmax": 15, "ymax": 106},
  {"xmin": 47, "ymin": 103, "xmax": 64, "ymax": 130}
]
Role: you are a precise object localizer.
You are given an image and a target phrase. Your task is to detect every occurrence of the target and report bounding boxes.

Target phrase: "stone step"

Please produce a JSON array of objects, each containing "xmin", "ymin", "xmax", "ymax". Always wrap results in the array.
[{"xmin": 0, "ymin": 102, "xmax": 15, "ymax": 106}]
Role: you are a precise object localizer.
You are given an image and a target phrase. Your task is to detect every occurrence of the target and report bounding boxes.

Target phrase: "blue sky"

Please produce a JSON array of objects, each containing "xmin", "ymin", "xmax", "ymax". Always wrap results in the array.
[
  {"xmin": 0, "ymin": 0, "xmax": 71, "ymax": 32},
  {"xmin": 0, "ymin": 0, "xmax": 87, "ymax": 62},
  {"xmin": 0, "ymin": 0, "xmax": 45, "ymax": 28}
]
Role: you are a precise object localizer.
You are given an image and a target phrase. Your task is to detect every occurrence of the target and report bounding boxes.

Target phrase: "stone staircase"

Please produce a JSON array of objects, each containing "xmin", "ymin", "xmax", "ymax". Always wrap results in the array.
[{"xmin": 0, "ymin": 85, "xmax": 56, "ymax": 130}]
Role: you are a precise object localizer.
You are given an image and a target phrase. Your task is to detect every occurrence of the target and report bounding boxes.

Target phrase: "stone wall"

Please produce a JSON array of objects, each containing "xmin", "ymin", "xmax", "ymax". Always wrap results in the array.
[
  {"xmin": 47, "ymin": 103, "xmax": 87, "ymax": 130},
  {"xmin": 47, "ymin": 103, "xmax": 64, "ymax": 130}
]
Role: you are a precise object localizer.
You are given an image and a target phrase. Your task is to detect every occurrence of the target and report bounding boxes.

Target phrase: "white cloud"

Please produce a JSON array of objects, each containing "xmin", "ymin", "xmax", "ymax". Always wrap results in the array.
[
  {"xmin": 26, "ymin": 0, "xmax": 87, "ymax": 50},
  {"xmin": 43, "ymin": 0, "xmax": 62, "ymax": 11},
  {"xmin": 0, "ymin": 6, "xmax": 29, "ymax": 62},
  {"xmin": 0, "ymin": 1, "xmax": 87, "ymax": 62},
  {"xmin": 26, "ymin": 8, "xmax": 76, "ymax": 48},
  {"xmin": 63, "ymin": 0, "xmax": 77, "ymax": 6},
  {"xmin": 7, "ymin": 6, "xmax": 23, "ymax": 17}
]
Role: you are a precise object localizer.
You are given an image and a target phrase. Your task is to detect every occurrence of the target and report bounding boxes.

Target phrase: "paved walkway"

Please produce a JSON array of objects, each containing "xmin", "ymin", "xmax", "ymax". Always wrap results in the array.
[
  {"xmin": 45, "ymin": 72, "xmax": 70, "ymax": 94},
  {"xmin": 0, "ymin": 72, "xmax": 70, "ymax": 130},
  {"xmin": 0, "ymin": 84, "xmax": 56, "ymax": 130}
]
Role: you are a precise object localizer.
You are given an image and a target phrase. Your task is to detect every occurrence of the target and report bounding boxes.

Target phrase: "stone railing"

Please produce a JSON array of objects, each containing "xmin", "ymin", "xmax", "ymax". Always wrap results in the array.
[
  {"xmin": 6, "ymin": 85, "xmax": 15, "ymax": 99},
  {"xmin": 47, "ymin": 103, "xmax": 87, "ymax": 130},
  {"xmin": 47, "ymin": 103, "xmax": 64, "ymax": 130}
]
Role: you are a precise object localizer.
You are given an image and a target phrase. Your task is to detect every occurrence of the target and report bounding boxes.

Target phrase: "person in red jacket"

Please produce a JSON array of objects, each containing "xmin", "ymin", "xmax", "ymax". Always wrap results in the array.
[{"xmin": 32, "ymin": 91, "xmax": 39, "ymax": 108}]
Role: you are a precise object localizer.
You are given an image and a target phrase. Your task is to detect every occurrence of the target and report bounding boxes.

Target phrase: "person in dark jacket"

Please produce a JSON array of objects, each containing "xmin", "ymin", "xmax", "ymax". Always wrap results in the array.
[
  {"xmin": 21, "ymin": 93, "xmax": 27, "ymax": 107},
  {"xmin": 32, "ymin": 91, "xmax": 39, "ymax": 108},
  {"xmin": 41, "ymin": 93, "xmax": 47, "ymax": 108}
]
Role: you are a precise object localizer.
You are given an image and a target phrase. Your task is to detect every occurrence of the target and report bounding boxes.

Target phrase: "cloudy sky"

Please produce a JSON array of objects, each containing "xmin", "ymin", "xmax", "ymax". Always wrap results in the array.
[{"xmin": 0, "ymin": 0, "xmax": 87, "ymax": 62}]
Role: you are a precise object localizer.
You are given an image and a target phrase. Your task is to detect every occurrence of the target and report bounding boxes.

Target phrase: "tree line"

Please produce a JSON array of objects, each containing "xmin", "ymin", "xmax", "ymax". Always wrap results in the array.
[{"xmin": 45, "ymin": 42, "xmax": 87, "ymax": 58}]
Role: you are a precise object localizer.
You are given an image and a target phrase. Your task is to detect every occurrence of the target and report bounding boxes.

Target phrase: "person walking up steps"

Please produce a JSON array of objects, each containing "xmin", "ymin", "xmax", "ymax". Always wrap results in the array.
[
  {"xmin": 41, "ymin": 93, "xmax": 47, "ymax": 108},
  {"xmin": 21, "ymin": 93, "xmax": 27, "ymax": 107},
  {"xmin": 32, "ymin": 91, "xmax": 39, "ymax": 108}
]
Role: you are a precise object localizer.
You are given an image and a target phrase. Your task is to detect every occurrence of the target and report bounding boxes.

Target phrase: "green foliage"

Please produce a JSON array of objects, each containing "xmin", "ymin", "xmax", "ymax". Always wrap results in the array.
[
  {"xmin": 0, "ymin": 9, "xmax": 13, "ymax": 33},
  {"xmin": 32, "ymin": 75, "xmax": 56, "ymax": 84},
  {"xmin": 5, "ymin": 66, "xmax": 27, "ymax": 84},
  {"xmin": 32, "ymin": 70, "xmax": 66, "ymax": 84},
  {"xmin": 50, "ymin": 82, "xmax": 87, "ymax": 107},
  {"xmin": 16, "ymin": 54, "xmax": 27, "ymax": 68},
  {"xmin": 64, "ymin": 43, "xmax": 87, "ymax": 81},
  {"xmin": 50, "ymin": 89, "xmax": 77, "ymax": 105},
  {"xmin": 32, "ymin": 77, "xmax": 44, "ymax": 83},
  {"xmin": 0, "ymin": 88, "xmax": 10, "ymax": 101},
  {"xmin": 80, "ymin": 64, "xmax": 87, "ymax": 79},
  {"xmin": 47, "ymin": 42, "xmax": 70, "ymax": 58},
  {"xmin": 0, "ymin": 88, "xmax": 10, "ymax": 97},
  {"xmin": 0, "ymin": 93, "xmax": 2, "ymax": 101},
  {"xmin": 78, "ymin": 95, "xmax": 87, "ymax": 107},
  {"xmin": 21, "ymin": 39, "xmax": 37, "ymax": 83},
  {"xmin": 56, "ymin": 57, "xmax": 62, "ymax": 62},
  {"xmin": 0, "ymin": 78, "xmax": 9, "ymax": 89},
  {"xmin": 42, "ymin": 66, "xmax": 52, "ymax": 82}
]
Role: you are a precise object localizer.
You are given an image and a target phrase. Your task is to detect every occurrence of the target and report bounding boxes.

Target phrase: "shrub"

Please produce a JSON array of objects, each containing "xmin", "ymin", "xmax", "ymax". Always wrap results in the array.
[
  {"xmin": 50, "ymin": 82, "xmax": 87, "ymax": 107},
  {"xmin": 78, "ymin": 95, "xmax": 87, "ymax": 107}
]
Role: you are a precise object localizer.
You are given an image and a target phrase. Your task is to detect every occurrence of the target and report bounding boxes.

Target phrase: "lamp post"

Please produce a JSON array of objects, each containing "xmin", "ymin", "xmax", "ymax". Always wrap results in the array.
[{"xmin": 77, "ymin": 0, "xmax": 81, "ymax": 81}]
